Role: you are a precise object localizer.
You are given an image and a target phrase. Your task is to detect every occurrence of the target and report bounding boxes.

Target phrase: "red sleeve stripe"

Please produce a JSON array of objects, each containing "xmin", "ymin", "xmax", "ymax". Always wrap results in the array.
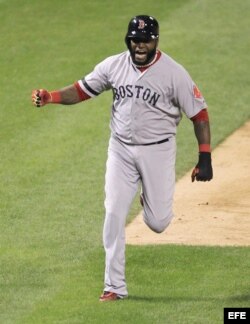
[
  {"xmin": 191, "ymin": 108, "xmax": 209, "ymax": 122},
  {"xmin": 74, "ymin": 82, "xmax": 91, "ymax": 101},
  {"xmin": 82, "ymin": 79, "xmax": 100, "ymax": 96}
]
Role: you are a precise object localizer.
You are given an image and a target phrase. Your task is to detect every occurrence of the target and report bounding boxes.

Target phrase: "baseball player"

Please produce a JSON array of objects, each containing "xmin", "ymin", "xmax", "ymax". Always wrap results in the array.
[{"xmin": 32, "ymin": 15, "xmax": 213, "ymax": 302}]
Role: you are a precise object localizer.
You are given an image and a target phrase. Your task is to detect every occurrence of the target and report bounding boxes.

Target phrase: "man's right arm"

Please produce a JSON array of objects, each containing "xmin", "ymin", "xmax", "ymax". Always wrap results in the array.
[{"xmin": 31, "ymin": 82, "xmax": 90, "ymax": 107}]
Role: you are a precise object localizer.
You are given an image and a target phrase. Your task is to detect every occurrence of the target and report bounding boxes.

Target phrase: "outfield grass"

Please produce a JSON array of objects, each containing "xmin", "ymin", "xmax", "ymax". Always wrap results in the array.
[
  {"xmin": 0, "ymin": 0, "xmax": 249, "ymax": 323},
  {"xmin": 4, "ymin": 246, "xmax": 248, "ymax": 324}
]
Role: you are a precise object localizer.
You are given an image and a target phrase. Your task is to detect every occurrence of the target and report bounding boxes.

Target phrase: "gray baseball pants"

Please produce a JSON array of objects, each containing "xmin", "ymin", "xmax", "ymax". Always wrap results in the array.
[{"xmin": 103, "ymin": 135, "xmax": 176, "ymax": 296}]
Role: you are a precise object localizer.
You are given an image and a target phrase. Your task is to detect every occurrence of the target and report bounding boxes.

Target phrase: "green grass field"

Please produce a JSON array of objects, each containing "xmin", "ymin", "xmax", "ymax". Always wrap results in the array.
[{"xmin": 1, "ymin": 0, "xmax": 249, "ymax": 323}]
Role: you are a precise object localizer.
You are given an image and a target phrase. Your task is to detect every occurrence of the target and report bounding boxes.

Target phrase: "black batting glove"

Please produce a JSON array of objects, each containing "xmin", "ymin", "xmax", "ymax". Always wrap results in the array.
[{"xmin": 191, "ymin": 152, "xmax": 213, "ymax": 182}]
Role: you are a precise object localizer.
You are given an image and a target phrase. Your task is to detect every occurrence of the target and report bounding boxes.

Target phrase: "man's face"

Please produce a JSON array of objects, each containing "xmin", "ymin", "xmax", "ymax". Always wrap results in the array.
[{"xmin": 129, "ymin": 38, "xmax": 158, "ymax": 66}]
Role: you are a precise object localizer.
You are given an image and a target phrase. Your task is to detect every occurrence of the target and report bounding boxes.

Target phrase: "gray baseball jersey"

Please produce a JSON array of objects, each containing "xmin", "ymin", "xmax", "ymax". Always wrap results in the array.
[
  {"xmin": 77, "ymin": 50, "xmax": 207, "ymax": 297},
  {"xmin": 78, "ymin": 50, "xmax": 207, "ymax": 144}
]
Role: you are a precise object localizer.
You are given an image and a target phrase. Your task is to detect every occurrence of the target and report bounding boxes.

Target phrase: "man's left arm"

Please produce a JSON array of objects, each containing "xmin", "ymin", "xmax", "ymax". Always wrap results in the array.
[{"xmin": 191, "ymin": 109, "xmax": 213, "ymax": 182}]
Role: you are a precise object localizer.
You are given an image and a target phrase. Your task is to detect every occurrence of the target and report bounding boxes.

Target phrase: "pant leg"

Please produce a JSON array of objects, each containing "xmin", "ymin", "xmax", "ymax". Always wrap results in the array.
[
  {"xmin": 103, "ymin": 137, "xmax": 140, "ymax": 296},
  {"xmin": 138, "ymin": 137, "xmax": 176, "ymax": 233}
]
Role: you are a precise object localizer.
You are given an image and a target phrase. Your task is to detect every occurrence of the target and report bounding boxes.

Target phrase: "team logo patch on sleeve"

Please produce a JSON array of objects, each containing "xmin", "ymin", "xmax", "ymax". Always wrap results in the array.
[{"xmin": 193, "ymin": 85, "xmax": 203, "ymax": 99}]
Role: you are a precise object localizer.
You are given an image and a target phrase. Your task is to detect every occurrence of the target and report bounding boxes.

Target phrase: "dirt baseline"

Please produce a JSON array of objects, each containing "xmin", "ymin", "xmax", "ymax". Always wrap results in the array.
[{"xmin": 126, "ymin": 120, "xmax": 250, "ymax": 246}]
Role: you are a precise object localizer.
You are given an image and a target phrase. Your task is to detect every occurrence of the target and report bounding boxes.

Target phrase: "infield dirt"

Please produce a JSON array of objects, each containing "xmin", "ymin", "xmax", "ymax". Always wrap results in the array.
[{"xmin": 126, "ymin": 120, "xmax": 250, "ymax": 246}]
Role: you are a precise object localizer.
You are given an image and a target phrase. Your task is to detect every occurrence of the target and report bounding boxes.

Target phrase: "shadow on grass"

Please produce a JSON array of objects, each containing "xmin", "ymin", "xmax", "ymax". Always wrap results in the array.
[{"xmin": 128, "ymin": 294, "xmax": 250, "ymax": 303}]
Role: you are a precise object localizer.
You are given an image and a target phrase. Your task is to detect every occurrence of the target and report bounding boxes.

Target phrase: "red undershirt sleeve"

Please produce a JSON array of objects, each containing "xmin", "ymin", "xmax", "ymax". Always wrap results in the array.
[
  {"xmin": 190, "ymin": 109, "xmax": 211, "ymax": 152},
  {"xmin": 190, "ymin": 108, "xmax": 209, "ymax": 122},
  {"xmin": 74, "ymin": 82, "xmax": 91, "ymax": 101}
]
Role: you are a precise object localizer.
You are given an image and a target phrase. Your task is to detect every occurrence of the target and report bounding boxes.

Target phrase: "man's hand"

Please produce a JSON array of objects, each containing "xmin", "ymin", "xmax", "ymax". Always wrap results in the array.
[
  {"xmin": 191, "ymin": 152, "xmax": 213, "ymax": 182},
  {"xmin": 31, "ymin": 89, "xmax": 51, "ymax": 107}
]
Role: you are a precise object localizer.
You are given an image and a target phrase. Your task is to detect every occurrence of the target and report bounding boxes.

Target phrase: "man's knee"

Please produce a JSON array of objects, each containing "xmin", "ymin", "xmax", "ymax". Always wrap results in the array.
[
  {"xmin": 143, "ymin": 210, "xmax": 173, "ymax": 233},
  {"xmin": 149, "ymin": 218, "xmax": 171, "ymax": 233}
]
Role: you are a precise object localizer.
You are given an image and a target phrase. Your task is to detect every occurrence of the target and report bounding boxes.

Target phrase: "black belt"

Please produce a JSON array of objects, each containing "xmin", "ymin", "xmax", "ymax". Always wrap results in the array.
[{"xmin": 117, "ymin": 137, "xmax": 169, "ymax": 146}]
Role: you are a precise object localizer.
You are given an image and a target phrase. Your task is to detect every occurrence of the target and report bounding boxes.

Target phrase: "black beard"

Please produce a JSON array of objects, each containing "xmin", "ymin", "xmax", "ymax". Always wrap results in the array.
[{"xmin": 130, "ymin": 47, "xmax": 157, "ymax": 66}]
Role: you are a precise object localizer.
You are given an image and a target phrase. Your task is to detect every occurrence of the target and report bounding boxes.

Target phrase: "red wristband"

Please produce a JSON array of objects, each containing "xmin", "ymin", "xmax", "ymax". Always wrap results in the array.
[
  {"xmin": 199, "ymin": 144, "xmax": 211, "ymax": 152},
  {"xmin": 50, "ymin": 91, "xmax": 61, "ymax": 103}
]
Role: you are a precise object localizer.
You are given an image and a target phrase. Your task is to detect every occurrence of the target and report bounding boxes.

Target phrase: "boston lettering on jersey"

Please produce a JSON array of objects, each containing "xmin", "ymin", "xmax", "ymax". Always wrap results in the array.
[{"xmin": 113, "ymin": 84, "xmax": 161, "ymax": 106}]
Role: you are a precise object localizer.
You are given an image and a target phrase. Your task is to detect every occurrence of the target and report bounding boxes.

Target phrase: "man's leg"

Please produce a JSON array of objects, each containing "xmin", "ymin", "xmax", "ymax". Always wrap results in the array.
[
  {"xmin": 139, "ymin": 137, "xmax": 176, "ymax": 233},
  {"xmin": 103, "ymin": 137, "xmax": 140, "ymax": 297}
]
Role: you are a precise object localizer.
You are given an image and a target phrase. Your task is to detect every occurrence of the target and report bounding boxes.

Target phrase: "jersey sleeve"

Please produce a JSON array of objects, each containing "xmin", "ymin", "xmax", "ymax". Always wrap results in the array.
[
  {"xmin": 173, "ymin": 66, "xmax": 207, "ymax": 118},
  {"xmin": 78, "ymin": 58, "xmax": 112, "ymax": 98}
]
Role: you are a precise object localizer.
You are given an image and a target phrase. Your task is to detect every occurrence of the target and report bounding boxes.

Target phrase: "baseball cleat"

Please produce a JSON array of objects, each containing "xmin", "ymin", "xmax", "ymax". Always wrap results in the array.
[{"xmin": 99, "ymin": 291, "xmax": 123, "ymax": 302}]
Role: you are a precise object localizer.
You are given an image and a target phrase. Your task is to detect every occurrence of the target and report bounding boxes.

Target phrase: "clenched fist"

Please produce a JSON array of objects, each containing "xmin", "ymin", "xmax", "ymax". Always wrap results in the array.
[
  {"xmin": 31, "ymin": 89, "xmax": 51, "ymax": 107},
  {"xmin": 191, "ymin": 152, "xmax": 213, "ymax": 182}
]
